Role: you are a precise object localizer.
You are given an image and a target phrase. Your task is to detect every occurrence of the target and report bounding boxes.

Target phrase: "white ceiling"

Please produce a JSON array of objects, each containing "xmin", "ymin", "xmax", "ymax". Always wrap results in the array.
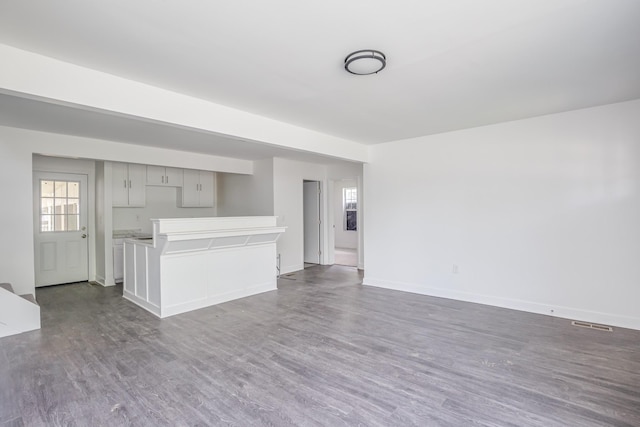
[
  {"xmin": 1, "ymin": 0, "xmax": 639, "ymax": 146},
  {"xmin": 0, "ymin": 92, "xmax": 351, "ymax": 164}
]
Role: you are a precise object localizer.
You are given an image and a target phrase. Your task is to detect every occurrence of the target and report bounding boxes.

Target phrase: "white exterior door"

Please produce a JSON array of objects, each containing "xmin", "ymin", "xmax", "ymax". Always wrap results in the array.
[
  {"xmin": 303, "ymin": 181, "xmax": 321, "ymax": 264},
  {"xmin": 33, "ymin": 172, "xmax": 89, "ymax": 287}
]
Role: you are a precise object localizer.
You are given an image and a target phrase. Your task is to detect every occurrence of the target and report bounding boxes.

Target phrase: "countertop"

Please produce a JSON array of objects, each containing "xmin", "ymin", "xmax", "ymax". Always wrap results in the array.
[{"xmin": 113, "ymin": 229, "xmax": 152, "ymax": 239}]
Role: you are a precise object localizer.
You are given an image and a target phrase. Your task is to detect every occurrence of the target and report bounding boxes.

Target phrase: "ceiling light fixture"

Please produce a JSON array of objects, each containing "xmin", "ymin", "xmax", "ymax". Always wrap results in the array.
[{"xmin": 344, "ymin": 49, "xmax": 386, "ymax": 75}]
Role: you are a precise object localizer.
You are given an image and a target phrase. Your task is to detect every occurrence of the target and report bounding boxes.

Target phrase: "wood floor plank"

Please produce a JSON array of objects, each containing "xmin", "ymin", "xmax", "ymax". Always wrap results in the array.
[{"xmin": 1, "ymin": 266, "xmax": 639, "ymax": 426}]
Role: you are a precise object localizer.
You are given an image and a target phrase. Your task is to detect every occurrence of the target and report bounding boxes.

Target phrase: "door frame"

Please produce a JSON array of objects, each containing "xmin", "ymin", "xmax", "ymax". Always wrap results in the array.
[
  {"xmin": 303, "ymin": 180, "xmax": 322, "ymax": 265},
  {"xmin": 32, "ymin": 155, "xmax": 97, "ymax": 285}
]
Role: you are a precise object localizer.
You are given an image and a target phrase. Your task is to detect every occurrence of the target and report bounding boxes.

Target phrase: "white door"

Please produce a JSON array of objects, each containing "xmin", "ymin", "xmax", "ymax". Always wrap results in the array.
[
  {"xmin": 33, "ymin": 172, "xmax": 89, "ymax": 287},
  {"xmin": 303, "ymin": 181, "xmax": 321, "ymax": 264}
]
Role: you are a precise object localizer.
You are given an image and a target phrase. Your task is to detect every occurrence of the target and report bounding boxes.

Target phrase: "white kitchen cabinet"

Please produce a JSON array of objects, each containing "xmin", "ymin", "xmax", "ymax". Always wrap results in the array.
[
  {"xmin": 112, "ymin": 162, "xmax": 146, "ymax": 207},
  {"xmin": 146, "ymin": 166, "xmax": 183, "ymax": 187},
  {"xmin": 198, "ymin": 170, "xmax": 215, "ymax": 207},
  {"xmin": 180, "ymin": 169, "xmax": 215, "ymax": 207}
]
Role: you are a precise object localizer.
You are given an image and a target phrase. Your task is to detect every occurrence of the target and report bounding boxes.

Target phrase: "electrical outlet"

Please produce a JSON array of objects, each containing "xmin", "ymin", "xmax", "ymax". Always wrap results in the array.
[{"xmin": 452, "ymin": 264, "xmax": 459, "ymax": 274}]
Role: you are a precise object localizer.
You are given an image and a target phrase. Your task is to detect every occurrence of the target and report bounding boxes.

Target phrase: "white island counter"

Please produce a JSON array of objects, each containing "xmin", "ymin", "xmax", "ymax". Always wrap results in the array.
[{"xmin": 123, "ymin": 216, "xmax": 285, "ymax": 318}]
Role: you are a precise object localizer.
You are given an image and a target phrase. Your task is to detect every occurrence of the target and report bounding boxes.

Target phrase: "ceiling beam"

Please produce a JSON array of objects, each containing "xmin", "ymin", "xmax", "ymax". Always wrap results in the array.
[{"xmin": 0, "ymin": 44, "xmax": 369, "ymax": 163}]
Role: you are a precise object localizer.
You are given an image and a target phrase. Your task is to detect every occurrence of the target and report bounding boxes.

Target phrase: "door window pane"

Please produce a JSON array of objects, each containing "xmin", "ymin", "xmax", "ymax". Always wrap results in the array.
[
  {"xmin": 41, "ymin": 215, "xmax": 53, "ymax": 232},
  {"xmin": 67, "ymin": 199, "xmax": 79, "ymax": 214},
  {"xmin": 40, "ymin": 179, "xmax": 81, "ymax": 233},
  {"xmin": 41, "ymin": 198, "xmax": 54, "ymax": 214},
  {"xmin": 41, "ymin": 181, "xmax": 54, "ymax": 197},
  {"xmin": 54, "ymin": 197, "xmax": 67, "ymax": 214},
  {"xmin": 68, "ymin": 182, "xmax": 79, "ymax": 198},
  {"xmin": 54, "ymin": 215, "xmax": 66, "ymax": 231},
  {"xmin": 55, "ymin": 181, "xmax": 67, "ymax": 197}
]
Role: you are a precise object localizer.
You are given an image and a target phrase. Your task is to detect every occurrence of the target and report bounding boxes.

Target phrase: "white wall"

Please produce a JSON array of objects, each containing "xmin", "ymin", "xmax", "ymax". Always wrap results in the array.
[
  {"xmin": 219, "ymin": 158, "xmax": 364, "ymax": 273},
  {"xmin": 333, "ymin": 179, "xmax": 358, "ymax": 249},
  {"xmin": 95, "ymin": 161, "xmax": 106, "ymax": 283},
  {"xmin": 0, "ymin": 143, "xmax": 35, "ymax": 296},
  {"xmin": 217, "ymin": 158, "xmax": 274, "ymax": 217},
  {"xmin": 113, "ymin": 186, "xmax": 218, "ymax": 234},
  {"xmin": 0, "ymin": 126, "xmax": 253, "ymax": 296},
  {"xmin": 364, "ymin": 99, "xmax": 640, "ymax": 330},
  {"xmin": 273, "ymin": 158, "xmax": 327, "ymax": 273}
]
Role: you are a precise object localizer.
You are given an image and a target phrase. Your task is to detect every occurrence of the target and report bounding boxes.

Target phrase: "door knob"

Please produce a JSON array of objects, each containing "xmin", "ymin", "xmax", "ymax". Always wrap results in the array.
[{"xmin": 81, "ymin": 234, "xmax": 87, "ymax": 239}]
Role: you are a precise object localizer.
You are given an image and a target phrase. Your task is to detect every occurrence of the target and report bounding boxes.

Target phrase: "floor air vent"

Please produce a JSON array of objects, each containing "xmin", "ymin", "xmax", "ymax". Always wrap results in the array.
[{"xmin": 571, "ymin": 320, "xmax": 613, "ymax": 332}]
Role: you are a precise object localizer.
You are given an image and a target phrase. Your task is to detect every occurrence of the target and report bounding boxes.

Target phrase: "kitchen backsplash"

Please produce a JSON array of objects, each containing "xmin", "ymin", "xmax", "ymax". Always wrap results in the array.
[{"xmin": 112, "ymin": 186, "xmax": 217, "ymax": 233}]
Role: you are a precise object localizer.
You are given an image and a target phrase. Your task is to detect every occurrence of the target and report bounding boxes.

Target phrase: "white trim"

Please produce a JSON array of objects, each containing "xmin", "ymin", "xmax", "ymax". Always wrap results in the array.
[
  {"xmin": 362, "ymin": 277, "xmax": 640, "ymax": 331},
  {"xmin": 124, "ymin": 282, "xmax": 276, "ymax": 319},
  {"xmin": 281, "ymin": 263, "xmax": 305, "ymax": 275},
  {"xmin": 161, "ymin": 282, "xmax": 276, "ymax": 318},
  {"xmin": 123, "ymin": 290, "xmax": 161, "ymax": 317}
]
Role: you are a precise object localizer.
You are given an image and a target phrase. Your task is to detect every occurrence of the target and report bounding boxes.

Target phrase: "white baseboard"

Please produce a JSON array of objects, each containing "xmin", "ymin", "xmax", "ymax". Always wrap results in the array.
[
  {"xmin": 363, "ymin": 277, "xmax": 640, "ymax": 331},
  {"xmin": 95, "ymin": 275, "xmax": 117, "ymax": 287},
  {"xmin": 124, "ymin": 283, "xmax": 277, "ymax": 319},
  {"xmin": 161, "ymin": 282, "xmax": 276, "ymax": 318},
  {"xmin": 280, "ymin": 264, "xmax": 304, "ymax": 275},
  {"xmin": 123, "ymin": 290, "xmax": 161, "ymax": 317}
]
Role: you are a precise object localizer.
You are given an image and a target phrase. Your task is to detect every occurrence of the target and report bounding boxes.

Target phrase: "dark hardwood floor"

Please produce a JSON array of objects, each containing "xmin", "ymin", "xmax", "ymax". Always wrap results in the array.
[{"xmin": 1, "ymin": 265, "xmax": 639, "ymax": 426}]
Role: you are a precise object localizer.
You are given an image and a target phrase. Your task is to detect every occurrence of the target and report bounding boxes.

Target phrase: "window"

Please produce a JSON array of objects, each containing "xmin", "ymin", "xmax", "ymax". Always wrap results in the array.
[
  {"xmin": 343, "ymin": 187, "xmax": 357, "ymax": 231},
  {"xmin": 40, "ymin": 180, "xmax": 80, "ymax": 232}
]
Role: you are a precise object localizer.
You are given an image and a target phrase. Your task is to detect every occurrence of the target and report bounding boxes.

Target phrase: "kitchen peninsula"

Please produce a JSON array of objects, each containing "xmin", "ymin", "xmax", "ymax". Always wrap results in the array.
[{"xmin": 123, "ymin": 216, "xmax": 285, "ymax": 318}]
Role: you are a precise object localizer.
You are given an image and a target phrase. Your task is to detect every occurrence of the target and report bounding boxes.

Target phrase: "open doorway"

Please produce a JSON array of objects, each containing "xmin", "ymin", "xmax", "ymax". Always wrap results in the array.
[
  {"xmin": 303, "ymin": 180, "xmax": 321, "ymax": 267},
  {"xmin": 333, "ymin": 179, "xmax": 358, "ymax": 267}
]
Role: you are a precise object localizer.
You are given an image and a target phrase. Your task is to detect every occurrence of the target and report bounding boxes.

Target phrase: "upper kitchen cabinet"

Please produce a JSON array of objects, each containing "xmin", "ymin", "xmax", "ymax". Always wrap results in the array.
[
  {"xmin": 180, "ymin": 169, "xmax": 215, "ymax": 207},
  {"xmin": 112, "ymin": 162, "xmax": 146, "ymax": 207},
  {"xmin": 146, "ymin": 166, "xmax": 183, "ymax": 187}
]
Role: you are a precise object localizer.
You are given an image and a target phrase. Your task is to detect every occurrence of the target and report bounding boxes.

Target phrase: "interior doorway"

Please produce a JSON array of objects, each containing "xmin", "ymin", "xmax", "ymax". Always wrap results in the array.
[
  {"xmin": 303, "ymin": 180, "xmax": 321, "ymax": 266},
  {"xmin": 333, "ymin": 179, "xmax": 358, "ymax": 267},
  {"xmin": 33, "ymin": 171, "xmax": 89, "ymax": 287}
]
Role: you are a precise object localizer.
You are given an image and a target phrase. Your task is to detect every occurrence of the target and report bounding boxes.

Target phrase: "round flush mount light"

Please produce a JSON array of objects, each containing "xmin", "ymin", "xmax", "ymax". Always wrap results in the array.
[{"xmin": 344, "ymin": 49, "xmax": 386, "ymax": 75}]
